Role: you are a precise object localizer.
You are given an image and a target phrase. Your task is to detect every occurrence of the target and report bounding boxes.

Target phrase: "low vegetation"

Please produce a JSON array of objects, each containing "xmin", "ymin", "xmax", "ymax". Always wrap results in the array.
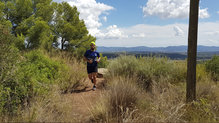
[
  {"xmin": 91, "ymin": 55, "xmax": 219, "ymax": 122},
  {"xmin": 205, "ymin": 56, "xmax": 219, "ymax": 81},
  {"xmin": 107, "ymin": 56, "xmax": 187, "ymax": 89},
  {"xmin": 1, "ymin": 1, "xmax": 219, "ymax": 121},
  {"xmin": 0, "ymin": 49, "xmax": 87, "ymax": 120}
]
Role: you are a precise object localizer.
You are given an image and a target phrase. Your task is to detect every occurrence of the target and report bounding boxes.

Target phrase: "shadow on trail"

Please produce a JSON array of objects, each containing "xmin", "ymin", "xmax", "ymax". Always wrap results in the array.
[
  {"xmin": 71, "ymin": 87, "xmax": 93, "ymax": 93},
  {"xmin": 70, "ymin": 78, "xmax": 106, "ymax": 94},
  {"xmin": 69, "ymin": 72, "xmax": 107, "ymax": 94}
]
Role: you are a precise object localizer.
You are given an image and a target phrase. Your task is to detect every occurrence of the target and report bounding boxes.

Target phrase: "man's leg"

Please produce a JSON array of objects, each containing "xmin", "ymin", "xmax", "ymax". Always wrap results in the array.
[
  {"xmin": 87, "ymin": 66, "xmax": 92, "ymax": 81},
  {"xmin": 91, "ymin": 72, "xmax": 98, "ymax": 90},
  {"xmin": 88, "ymin": 73, "xmax": 93, "ymax": 82},
  {"xmin": 92, "ymin": 72, "xmax": 97, "ymax": 86}
]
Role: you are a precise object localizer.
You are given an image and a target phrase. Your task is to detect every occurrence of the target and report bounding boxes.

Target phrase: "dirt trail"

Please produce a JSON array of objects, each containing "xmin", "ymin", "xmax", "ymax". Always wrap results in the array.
[{"xmin": 63, "ymin": 68, "xmax": 107, "ymax": 122}]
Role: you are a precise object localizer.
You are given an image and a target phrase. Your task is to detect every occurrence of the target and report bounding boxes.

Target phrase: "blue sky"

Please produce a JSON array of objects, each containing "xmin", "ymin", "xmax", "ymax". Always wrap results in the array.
[
  {"xmin": 105, "ymin": 0, "xmax": 218, "ymax": 26},
  {"xmin": 96, "ymin": 0, "xmax": 147, "ymax": 27},
  {"xmin": 55, "ymin": 0, "xmax": 219, "ymax": 47}
]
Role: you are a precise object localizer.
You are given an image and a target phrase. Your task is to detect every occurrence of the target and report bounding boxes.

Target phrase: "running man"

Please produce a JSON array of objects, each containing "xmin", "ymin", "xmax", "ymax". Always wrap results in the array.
[{"xmin": 84, "ymin": 42, "xmax": 101, "ymax": 91}]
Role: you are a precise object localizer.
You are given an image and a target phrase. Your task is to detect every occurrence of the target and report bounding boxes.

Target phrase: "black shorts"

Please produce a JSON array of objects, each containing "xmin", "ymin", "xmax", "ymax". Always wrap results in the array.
[{"xmin": 87, "ymin": 66, "xmax": 98, "ymax": 74}]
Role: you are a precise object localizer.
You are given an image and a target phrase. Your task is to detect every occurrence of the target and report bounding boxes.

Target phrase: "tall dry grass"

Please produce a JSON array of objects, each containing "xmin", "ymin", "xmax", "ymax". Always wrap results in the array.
[
  {"xmin": 6, "ymin": 86, "xmax": 79, "ymax": 122},
  {"xmin": 91, "ymin": 77, "xmax": 219, "ymax": 123},
  {"xmin": 91, "ymin": 55, "xmax": 219, "ymax": 123},
  {"xmin": 90, "ymin": 77, "xmax": 140, "ymax": 122},
  {"xmin": 46, "ymin": 50, "xmax": 88, "ymax": 93}
]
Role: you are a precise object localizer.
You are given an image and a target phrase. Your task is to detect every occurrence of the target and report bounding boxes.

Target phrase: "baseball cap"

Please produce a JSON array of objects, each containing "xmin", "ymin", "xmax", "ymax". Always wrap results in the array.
[{"xmin": 91, "ymin": 41, "xmax": 96, "ymax": 45}]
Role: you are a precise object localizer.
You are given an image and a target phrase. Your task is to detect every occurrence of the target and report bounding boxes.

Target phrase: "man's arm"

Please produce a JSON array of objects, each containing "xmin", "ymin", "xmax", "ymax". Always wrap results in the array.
[
  {"xmin": 84, "ymin": 56, "xmax": 88, "ymax": 62},
  {"xmin": 96, "ymin": 53, "xmax": 101, "ymax": 63},
  {"xmin": 84, "ymin": 56, "xmax": 93, "ymax": 64}
]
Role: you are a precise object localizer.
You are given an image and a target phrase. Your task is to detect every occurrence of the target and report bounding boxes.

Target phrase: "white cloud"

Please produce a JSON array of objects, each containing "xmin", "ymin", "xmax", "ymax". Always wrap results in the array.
[
  {"xmin": 199, "ymin": 8, "xmax": 210, "ymax": 19},
  {"xmin": 198, "ymin": 22, "xmax": 219, "ymax": 46},
  {"xmin": 67, "ymin": 0, "xmax": 127, "ymax": 39},
  {"xmin": 217, "ymin": 11, "xmax": 219, "ymax": 14},
  {"xmin": 132, "ymin": 33, "xmax": 146, "ymax": 38},
  {"xmin": 143, "ymin": 0, "xmax": 210, "ymax": 19},
  {"xmin": 97, "ymin": 22, "xmax": 219, "ymax": 47},
  {"xmin": 208, "ymin": 39, "xmax": 218, "ymax": 44},
  {"xmin": 102, "ymin": 16, "xmax": 107, "ymax": 22},
  {"xmin": 97, "ymin": 24, "xmax": 188, "ymax": 47},
  {"xmin": 173, "ymin": 26, "xmax": 184, "ymax": 36},
  {"xmin": 98, "ymin": 25, "xmax": 128, "ymax": 39},
  {"xmin": 205, "ymin": 31, "xmax": 219, "ymax": 36},
  {"xmin": 68, "ymin": 0, "xmax": 114, "ymax": 36}
]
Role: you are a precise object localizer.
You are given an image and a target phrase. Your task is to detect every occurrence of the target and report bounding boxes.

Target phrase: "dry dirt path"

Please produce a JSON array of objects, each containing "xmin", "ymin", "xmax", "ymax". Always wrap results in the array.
[{"xmin": 62, "ymin": 68, "xmax": 108, "ymax": 122}]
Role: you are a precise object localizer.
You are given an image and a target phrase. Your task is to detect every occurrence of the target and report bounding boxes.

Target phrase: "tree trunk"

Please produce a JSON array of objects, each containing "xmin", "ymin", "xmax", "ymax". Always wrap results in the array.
[{"xmin": 186, "ymin": 0, "xmax": 200, "ymax": 103}]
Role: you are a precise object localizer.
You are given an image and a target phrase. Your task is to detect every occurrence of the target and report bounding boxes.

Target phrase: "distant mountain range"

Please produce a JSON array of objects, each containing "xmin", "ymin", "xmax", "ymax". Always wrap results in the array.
[{"xmin": 97, "ymin": 45, "xmax": 219, "ymax": 53}]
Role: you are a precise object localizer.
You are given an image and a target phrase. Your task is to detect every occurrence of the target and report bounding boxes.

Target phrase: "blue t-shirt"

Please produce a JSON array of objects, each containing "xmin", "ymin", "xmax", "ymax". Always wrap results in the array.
[{"xmin": 84, "ymin": 50, "xmax": 100, "ymax": 67}]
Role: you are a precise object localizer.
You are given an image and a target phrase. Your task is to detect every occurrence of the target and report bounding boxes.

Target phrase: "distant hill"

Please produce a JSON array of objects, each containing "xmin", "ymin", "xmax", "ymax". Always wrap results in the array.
[{"xmin": 97, "ymin": 45, "xmax": 219, "ymax": 53}]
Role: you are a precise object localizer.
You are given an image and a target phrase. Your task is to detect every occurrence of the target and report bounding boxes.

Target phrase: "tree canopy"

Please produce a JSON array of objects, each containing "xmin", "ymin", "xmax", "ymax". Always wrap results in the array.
[{"xmin": 0, "ymin": 0, "xmax": 95, "ymax": 56}]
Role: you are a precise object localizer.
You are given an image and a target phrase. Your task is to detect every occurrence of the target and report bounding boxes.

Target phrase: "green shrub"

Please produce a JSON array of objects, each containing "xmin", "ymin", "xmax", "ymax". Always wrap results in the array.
[
  {"xmin": 17, "ymin": 50, "xmax": 62, "ymax": 98},
  {"xmin": 2, "ymin": 50, "xmax": 64, "ymax": 115},
  {"xmin": 98, "ymin": 53, "xmax": 108, "ymax": 68},
  {"xmin": 0, "ymin": 25, "xmax": 22, "ymax": 115},
  {"xmin": 107, "ymin": 55, "xmax": 187, "ymax": 90},
  {"xmin": 136, "ymin": 57, "xmax": 176, "ymax": 89},
  {"xmin": 205, "ymin": 56, "xmax": 219, "ymax": 81},
  {"xmin": 17, "ymin": 50, "xmax": 87, "ymax": 95},
  {"xmin": 0, "ymin": 45, "xmax": 86, "ymax": 116},
  {"xmin": 107, "ymin": 55, "xmax": 139, "ymax": 77}
]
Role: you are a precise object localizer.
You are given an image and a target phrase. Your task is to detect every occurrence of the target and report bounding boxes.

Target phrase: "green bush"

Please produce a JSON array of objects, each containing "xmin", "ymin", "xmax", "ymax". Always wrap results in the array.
[
  {"xmin": 17, "ymin": 50, "xmax": 62, "ymax": 98},
  {"xmin": 136, "ymin": 57, "xmax": 176, "ymax": 89},
  {"xmin": 107, "ymin": 55, "xmax": 186, "ymax": 90},
  {"xmin": 205, "ymin": 56, "xmax": 219, "ymax": 81},
  {"xmin": 0, "ymin": 45, "xmax": 86, "ymax": 115},
  {"xmin": 107, "ymin": 55, "xmax": 139, "ymax": 77},
  {"xmin": 98, "ymin": 53, "xmax": 108, "ymax": 68},
  {"xmin": 1, "ymin": 50, "xmax": 64, "ymax": 115},
  {"xmin": 0, "ymin": 25, "xmax": 22, "ymax": 115}
]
